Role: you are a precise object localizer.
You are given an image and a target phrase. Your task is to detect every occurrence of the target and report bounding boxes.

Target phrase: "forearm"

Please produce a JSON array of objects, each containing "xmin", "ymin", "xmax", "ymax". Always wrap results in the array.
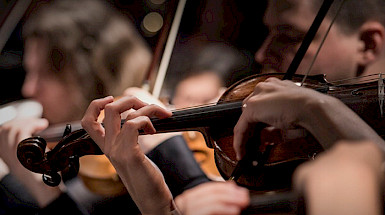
[
  {"xmin": 112, "ymin": 152, "xmax": 173, "ymax": 215},
  {"xmin": 81, "ymin": 96, "xmax": 176, "ymax": 214},
  {"xmin": 300, "ymin": 95, "xmax": 385, "ymax": 151}
]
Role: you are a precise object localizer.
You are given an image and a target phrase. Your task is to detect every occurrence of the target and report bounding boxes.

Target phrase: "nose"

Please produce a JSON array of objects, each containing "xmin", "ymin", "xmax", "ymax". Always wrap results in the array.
[
  {"xmin": 254, "ymin": 35, "xmax": 271, "ymax": 64},
  {"xmin": 21, "ymin": 72, "xmax": 38, "ymax": 98}
]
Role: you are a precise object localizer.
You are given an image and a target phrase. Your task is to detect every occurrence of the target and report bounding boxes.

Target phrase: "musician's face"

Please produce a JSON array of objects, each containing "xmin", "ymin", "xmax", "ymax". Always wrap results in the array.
[
  {"xmin": 22, "ymin": 38, "xmax": 84, "ymax": 124},
  {"xmin": 173, "ymin": 71, "xmax": 224, "ymax": 108},
  {"xmin": 256, "ymin": 0, "xmax": 361, "ymax": 81}
]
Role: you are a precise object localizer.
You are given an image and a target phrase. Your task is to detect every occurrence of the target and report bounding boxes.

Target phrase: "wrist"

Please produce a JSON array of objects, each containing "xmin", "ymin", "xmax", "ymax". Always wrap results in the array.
[
  {"xmin": 298, "ymin": 93, "xmax": 337, "ymax": 127},
  {"xmin": 299, "ymin": 94, "xmax": 345, "ymax": 149},
  {"xmin": 110, "ymin": 147, "xmax": 146, "ymax": 174}
]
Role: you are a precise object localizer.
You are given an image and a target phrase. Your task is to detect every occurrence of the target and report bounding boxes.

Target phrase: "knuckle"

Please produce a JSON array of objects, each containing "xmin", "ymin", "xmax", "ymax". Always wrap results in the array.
[
  {"xmin": 125, "ymin": 95, "xmax": 138, "ymax": 103},
  {"xmin": 90, "ymin": 99, "xmax": 100, "ymax": 107},
  {"xmin": 80, "ymin": 118, "xmax": 89, "ymax": 128},
  {"xmin": 254, "ymin": 81, "xmax": 271, "ymax": 93},
  {"xmin": 144, "ymin": 116, "xmax": 152, "ymax": 124},
  {"xmin": 80, "ymin": 118, "xmax": 86, "ymax": 127},
  {"xmin": 124, "ymin": 120, "xmax": 136, "ymax": 128},
  {"xmin": 148, "ymin": 103, "xmax": 157, "ymax": 108},
  {"xmin": 148, "ymin": 104, "xmax": 160, "ymax": 111},
  {"xmin": 265, "ymin": 77, "xmax": 278, "ymax": 82},
  {"xmin": 233, "ymin": 125, "xmax": 240, "ymax": 134},
  {"xmin": 104, "ymin": 103, "xmax": 116, "ymax": 113},
  {"xmin": 254, "ymin": 82, "xmax": 265, "ymax": 90}
]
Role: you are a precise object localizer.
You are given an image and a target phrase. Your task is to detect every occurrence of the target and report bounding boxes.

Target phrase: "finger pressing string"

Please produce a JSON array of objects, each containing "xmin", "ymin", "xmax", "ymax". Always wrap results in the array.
[
  {"xmin": 81, "ymin": 96, "xmax": 114, "ymax": 146},
  {"xmin": 125, "ymin": 104, "xmax": 172, "ymax": 121}
]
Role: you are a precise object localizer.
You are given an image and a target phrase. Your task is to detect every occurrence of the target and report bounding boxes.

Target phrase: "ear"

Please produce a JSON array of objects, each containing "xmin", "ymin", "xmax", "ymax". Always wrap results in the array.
[{"xmin": 357, "ymin": 21, "xmax": 385, "ymax": 66}]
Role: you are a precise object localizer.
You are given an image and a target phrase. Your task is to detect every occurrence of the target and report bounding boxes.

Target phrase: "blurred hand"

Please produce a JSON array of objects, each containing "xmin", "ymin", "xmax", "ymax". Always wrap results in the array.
[
  {"xmin": 0, "ymin": 117, "xmax": 62, "ymax": 207},
  {"xmin": 175, "ymin": 181, "xmax": 249, "ymax": 215},
  {"xmin": 0, "ymin": 117, "xmax": 48, "ymax": 170},
  {"xmin": 293, "ymin": 140, "xmax": 383, "ymax": 215}
]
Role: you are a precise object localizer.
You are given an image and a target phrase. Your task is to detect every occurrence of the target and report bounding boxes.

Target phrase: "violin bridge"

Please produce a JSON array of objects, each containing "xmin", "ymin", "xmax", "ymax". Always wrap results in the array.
[{"xmin": 378, "ymin": 73, "xmax": 385, "ymax": 117}]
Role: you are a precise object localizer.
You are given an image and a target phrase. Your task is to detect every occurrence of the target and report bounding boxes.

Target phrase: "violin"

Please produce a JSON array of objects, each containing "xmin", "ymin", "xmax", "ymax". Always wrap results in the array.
[
  {"xmin": 16, "ymin": 72, "xmax": 385, "ymax": 192},
  {"xmin": 25, "ymin": 119, "xmax": 127, "ymax": 196},
  {"xmin": 182, "ymin": 131, "xmax": 221, "ymax": 179},
  {"xmin": 18, "ymin": 2, "xmax": 376, "ymax": 212}
]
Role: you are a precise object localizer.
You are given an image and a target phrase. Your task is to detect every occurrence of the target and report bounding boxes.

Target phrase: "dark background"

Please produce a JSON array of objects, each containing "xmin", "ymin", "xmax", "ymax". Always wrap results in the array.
[{"xmin": 0, "ymin": 0, "xmax": 267, "ymax": 106}]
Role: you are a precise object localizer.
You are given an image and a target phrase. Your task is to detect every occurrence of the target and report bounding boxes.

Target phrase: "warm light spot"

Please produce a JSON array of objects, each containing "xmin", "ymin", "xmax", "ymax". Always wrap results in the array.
[{"xmin": 142, "ymin": 12, "xmax": 163, "ymax": 34}]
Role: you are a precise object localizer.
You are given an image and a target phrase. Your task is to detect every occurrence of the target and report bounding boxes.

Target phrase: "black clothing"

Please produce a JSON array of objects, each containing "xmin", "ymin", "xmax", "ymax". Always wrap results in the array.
[
  {"xmin": 0, "ymin": 135, "xmax": 210, "ymax": 215},
  {"xmin": 147, "ymin": 135, "xmax": 211, "ymax": 197}
]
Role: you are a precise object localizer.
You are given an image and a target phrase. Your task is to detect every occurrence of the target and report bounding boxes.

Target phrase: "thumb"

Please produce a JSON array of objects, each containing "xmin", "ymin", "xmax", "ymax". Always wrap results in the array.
[{"xmin": 19, "ymin": 118, "xmax": 49, "ymax": 141}]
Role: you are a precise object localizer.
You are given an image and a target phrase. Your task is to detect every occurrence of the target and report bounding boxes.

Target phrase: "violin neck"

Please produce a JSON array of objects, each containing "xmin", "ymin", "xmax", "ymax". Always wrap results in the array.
[
  {"xmin": 36, "ymin": 121, "xmax": 83, "ymax": 142},
  {"xmin": 146, "ymin": 101, "xmax": 243, "ymax": 134},
  {"xmin": 37, "ymin": 101, "xmax": 243, "ymax": 141}
]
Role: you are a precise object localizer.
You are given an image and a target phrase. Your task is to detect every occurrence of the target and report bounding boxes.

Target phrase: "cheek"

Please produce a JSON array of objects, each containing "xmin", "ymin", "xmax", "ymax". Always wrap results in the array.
[
  {"xmin": 40, "ymin": 82, "xmax": 81, "ymax": 123},
  {"xmin": 294, "ymin": 37, "xmax": 357, "ymax": 82},
  {"xmin": 315, "ymin": 45, "xmax": 356, "ymax": 81}
]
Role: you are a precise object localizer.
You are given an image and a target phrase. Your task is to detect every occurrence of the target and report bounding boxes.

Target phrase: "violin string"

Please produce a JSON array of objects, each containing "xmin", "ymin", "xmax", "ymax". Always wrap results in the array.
[
  {"xmin": 169, "ymin": 102, "xmax": 218, "ymax": 112},
  {"xmin": 302, "ymin": 73, "xmax": 380, "ymax": 87},
  {"xmin": 172, "ymin": 73, "xmax": 381, "ymax": 114},
  {"xmin": 327, "ymin": 73, "xmax": 380, "ymax": 86},
  {"xmin": 300, "ymin": 0, "xmax": 347, "ymax": 86},
  {"xmin": 171, "ymin": 73, "xmax": 382, "ymax": 113}
]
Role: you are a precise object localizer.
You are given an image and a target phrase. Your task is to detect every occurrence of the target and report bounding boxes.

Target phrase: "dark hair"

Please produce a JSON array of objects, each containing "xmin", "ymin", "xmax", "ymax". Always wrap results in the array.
[
  {"xmin": 311, "ymin": 0, "xmax": 385, "ymax": 34},
  {"xmin": 166, "ymin": 41, "xmax": 252, "ymax": 99},
  {"xmin": 185, "ymin": 42, "xmax": 251, "ymax": 86}
]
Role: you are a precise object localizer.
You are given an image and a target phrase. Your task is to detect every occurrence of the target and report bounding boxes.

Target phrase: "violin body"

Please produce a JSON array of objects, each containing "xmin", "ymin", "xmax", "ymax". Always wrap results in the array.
[
  {"xmin": 182, "ymin": 131, "xmax": 221, "ymax": 179},
  {"xmin": 209, "ymin": 73, "xmax": 325, "ymax": 190},
  {"xmin": 212, "ymin": 73, "xmax": 385, "ymax": 190},
  {"xmin": 17, "ymin": 73, "xmax": 385, "ymax": 192},
  {"xmin": 329, "ymin": 80, "xmax": 385, "ymax": 136}
]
